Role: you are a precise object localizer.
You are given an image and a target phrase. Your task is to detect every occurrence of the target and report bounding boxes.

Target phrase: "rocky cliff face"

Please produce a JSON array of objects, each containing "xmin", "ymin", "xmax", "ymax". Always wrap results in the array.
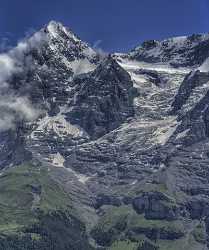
[
  {"xmin": 128, "ymin": 34, "xmax": 209, "ymax": 68},
  {"xmin": 1, "ymin": 21, "xmax": 209, "ymax": 250},
  {"xmin": 66, "ymin": 56, "xmax": 137, "ymax": 139}
]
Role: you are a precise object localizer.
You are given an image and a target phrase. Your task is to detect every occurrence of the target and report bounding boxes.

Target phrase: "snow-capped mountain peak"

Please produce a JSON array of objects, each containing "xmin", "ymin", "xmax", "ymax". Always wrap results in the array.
[
  {"xmin": 47, "ymin": 20, "xmax": 71, "ymax": 35},
  {"xmin": 46, "ymin": 20, "xmax": 80, "ymax": 42},
  {"xmin": 2, "ymin": 22, "xmax": 209, "ymax": 250},
  {"xmin": 129, "ymin": 33, "xmax": 209, "ymax": 68}
]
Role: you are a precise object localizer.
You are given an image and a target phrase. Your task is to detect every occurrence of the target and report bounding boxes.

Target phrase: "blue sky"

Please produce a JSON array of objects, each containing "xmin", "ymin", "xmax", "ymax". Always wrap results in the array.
[{"xmin": 0, "ymin": 0, "xmax": 209, "ymax": 52}]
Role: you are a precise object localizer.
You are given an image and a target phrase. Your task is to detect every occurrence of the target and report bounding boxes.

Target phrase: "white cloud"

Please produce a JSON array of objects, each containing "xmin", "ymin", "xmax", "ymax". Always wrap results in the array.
[
  {"xmin": 0, "ymin": 114, "xmax": 15, "ymax": 132},
  {"xmin": 70, "ymin": 58, "xmax": 96, "ymax": 76},
  {"xmin": 93, "ymin": 40, "xmax": 107, "ymax": 59},
  {"xmin": 0, "ymin": 30, "xmax": 47, "ymax": 83},
  {"xmin": 93, "ymin": 40, "xmax": 103, "ymax": 49},
  {"xmin": 0, "ymin": 54, "xmax": 20, "ymax": 83},
  {"xmin": 0, "ymin": 95, "xmax": 41, "ymax": 132},
  {"xmin": 0, "ymin": 96, "xmax": 40, "ymax": 121},
  {"xmin": 10, "ymin": 31, "xmax": 47, "ymax": 62},
  {"xmin": 0, "ymin": 37, "xmax": 11, "ymax": 52},
  {"xmin": 0, "ymin": 30, "xmax": 47, "ymax": 131}
]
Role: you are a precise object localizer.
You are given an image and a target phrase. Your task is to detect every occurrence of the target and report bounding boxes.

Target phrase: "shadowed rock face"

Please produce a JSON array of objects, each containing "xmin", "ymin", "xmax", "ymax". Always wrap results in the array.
[
  {"xmin": 171, "ymin": 70, "xmax": 209, "ymax": 113},
  {"xmin": 135, "ymin": 68, "xmax": 169, "ymax": 87},
  {"xmin": 0, "ymin": 127, "xmax": 32, "ymax": 168},
  {"xmin": 129, "ymin": 34, "xmax": 209, "ymax": 68},
  {"xmin": 168, "ymin": 70, "xmax": 209, "ymax": 146},
  {"xmin": 133, "ymin": 192, "xmax": 180, "ymax": 220},
  {"xmin": 66, "ymin": 56, "xmax": 137, "ymax": 139}
]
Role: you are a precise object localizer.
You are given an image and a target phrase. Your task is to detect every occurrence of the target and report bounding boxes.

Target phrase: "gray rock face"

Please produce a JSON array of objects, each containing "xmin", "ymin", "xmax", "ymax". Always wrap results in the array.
[
  {"xmin": 133, "ymin": 192, "xmax": 180, "ymax": 220},
  {"xmin": 9, "ymin": 21, "xmax": 98, "ymax": 111},
  {"xmin": 95, "ymin": 194, "xmax": 122, "ymax": 209},
  {"xmin": 0, "ymin": 126, "xmax": 31, "ymax": 168},
  {"xmin": 170, "ymin": 74, "xmax": 209, "ymax": 146},
  {"xmin": 134, "ymin": 68, "xmax": 169, "ymax": 87},
  {"xmin": 131, "ymin": 224, "xmax": 184, "ymax": 241},
  {"xmin": 66, "ymin": 56, "xmax": 137, "ymax": 139},
  {"xmin": 129, "ymin": 34, "xmax": 209, "ymax": 68},
  {"xmin": 2, "ymin": 22, "xmax": 209, "ymax": 249},
  {"xmin": 171, "ymin": 70, "xmax": 209, "ymax": 113},
  {"xmin": 0, "ymin": 21, "xmax": 99, "ymax": 169}
]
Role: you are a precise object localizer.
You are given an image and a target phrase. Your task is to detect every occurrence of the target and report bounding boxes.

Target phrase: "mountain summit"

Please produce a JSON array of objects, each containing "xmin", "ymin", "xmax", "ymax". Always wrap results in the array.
[
  {"xmin": 128, "ymin": 33, "xmax": 209, "ymax": 68},
  {"xmin": 1, "ymin": 21, "xmax": 209, "ymax": 250}
]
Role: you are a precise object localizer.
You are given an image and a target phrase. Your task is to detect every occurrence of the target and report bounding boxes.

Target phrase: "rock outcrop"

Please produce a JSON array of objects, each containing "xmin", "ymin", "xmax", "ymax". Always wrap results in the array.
[
  {"xmin": 132, "ymin": 192, "xmax": 180, "ymax": 220},
  {"xmin": 66, "ymin": 56, "xmax": 137, "ymax": 139},
  {"xmin": 129, "ymin": 34, "xmax": 209, "ymax": 68}
]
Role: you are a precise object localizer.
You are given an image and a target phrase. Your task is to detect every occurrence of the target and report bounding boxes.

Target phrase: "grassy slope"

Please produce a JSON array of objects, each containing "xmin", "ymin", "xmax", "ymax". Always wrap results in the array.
[
  {"xmin": 0, "ymin": 163, "xmax": 73, "ymax": 234},
  {"xmin": 91, "ymin": 205, "xmax": 206, "ymax": 250},
  {"xmin": 109, "ymin": 240, "xmax": 138, "ymax": 250},
  {"xmin": 0, "ymin": 163, "xmax": 94, "ymax": 250},
  {"xmin": 0, "ymin": 163, "xmax": 206, "ymax": 250}
]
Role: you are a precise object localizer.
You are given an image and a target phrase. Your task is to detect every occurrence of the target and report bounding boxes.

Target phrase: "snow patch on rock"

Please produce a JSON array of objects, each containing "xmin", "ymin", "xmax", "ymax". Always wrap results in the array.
[
  {"xmin": 117, "ymin": 58, "xmax": 190, "ymax": 75},
  {"xmin": 31, "ymin": 113, "xmax": 86, "ymax": 139},
  {"xmin": 199, "ymin": 58, "xmax": 209, "ymax": 72},
  {"xmin": 176, "ymin": 129, "xmax": 190, "ymax": 140},
  {"xmin": 153, "ymin": 118, "xmax": 179, "ymax": 145},
  {"xmin": 51, "ymin": 152, "xmax": 65, "ymax": 167}
]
